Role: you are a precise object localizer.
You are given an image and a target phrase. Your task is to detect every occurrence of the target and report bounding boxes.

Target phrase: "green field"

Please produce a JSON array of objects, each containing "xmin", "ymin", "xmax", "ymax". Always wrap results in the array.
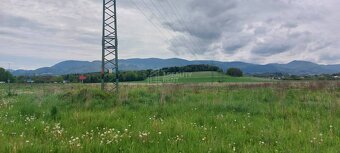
[
  {"xmin": 0, "ymin": 82, "xmax": 340, "ymax": 152},
  {"xmin": 142, "ymin": 71, "xmax": 272, "ymax": 83}
]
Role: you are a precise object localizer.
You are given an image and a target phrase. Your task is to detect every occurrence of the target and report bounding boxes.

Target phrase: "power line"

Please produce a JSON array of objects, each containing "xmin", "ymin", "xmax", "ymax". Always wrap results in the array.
[
  {"xmin": 163, "ymin": 0, "xmax": 206, "ymax": 54},
  {"xmin": 144, "ymin": 0, "xmax": 197, "ymax": 52},
  {"xmin": 129, "ymin": 0, "xmax": 196, "ymax": 55},
  {"xmin": 128, "ymin": 0, "xmax": 172, "ymax": 42},
  {"xmin": 129, "ymin": 0, "xmax": 189, "ymax": 53},
  {"xmin": 131, "ymin": 0, "xmax": 198, "ymax": 54},
  {"xmin": 150, "ymin": 0, "xmax": 199, "ymax": 53}
]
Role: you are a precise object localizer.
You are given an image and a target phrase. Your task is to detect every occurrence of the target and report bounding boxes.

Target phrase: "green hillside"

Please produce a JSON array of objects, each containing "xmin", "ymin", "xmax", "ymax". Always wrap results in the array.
[{"xmin": 142, "ymin": 71, "xmax": 272, "ymax": 83}]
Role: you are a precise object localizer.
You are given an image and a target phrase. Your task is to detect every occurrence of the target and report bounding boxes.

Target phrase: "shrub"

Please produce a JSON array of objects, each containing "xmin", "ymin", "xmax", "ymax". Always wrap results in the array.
[
  {"xmin": 226, "ymin": 68, "xmax": 243, "ymax": 77},
  {"xmin": 50, "ymin": 106, "xmax": 58, "ymax": 120},
  {"xmin": 19, "ymin": 102, "xmax": 41, "ymax": 117},
  {"xmin": 61, "ymin": 88, "xmax": 116, "ymax": 109}
]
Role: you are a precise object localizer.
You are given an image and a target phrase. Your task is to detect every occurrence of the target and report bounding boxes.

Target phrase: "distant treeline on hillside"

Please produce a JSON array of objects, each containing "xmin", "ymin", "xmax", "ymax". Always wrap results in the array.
[
  {"xmin": 161, "ymin": 65, "xmax": 223, "ymax": 73},
  {"xmin": 15, "ymin": 64, "xmax": 221, "ymax": 83},
  {"xmin": 253, "ymin": 72, "xmax": 340, "ymax": 80}
]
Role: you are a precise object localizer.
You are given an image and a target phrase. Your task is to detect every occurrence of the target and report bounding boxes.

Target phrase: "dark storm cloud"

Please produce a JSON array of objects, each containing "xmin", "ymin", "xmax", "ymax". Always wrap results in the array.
[
  {"xmin": 0, "ymin": 12, "xmax": 58, "ymax": 40},
  {"xmin": 222, "ymin": 35, "xmax": 252, "ymax": 54},
  {"xmin": 0, "ymin": 13, "xmax": 43, "ymax": 29},
  {"xmin": 252, "ymin": 43, "xmax": 293, "ymax": 56},
  {"xmin": 189, "ymin": 0, "xmax": 236, "ymax": 17}
]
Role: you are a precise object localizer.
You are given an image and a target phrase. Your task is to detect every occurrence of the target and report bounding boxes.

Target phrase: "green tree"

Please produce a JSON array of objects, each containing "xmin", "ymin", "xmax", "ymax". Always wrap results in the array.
[
  {"xmin": 0, "ymin": 67, "xmax": 14, "ymax": 82},
  {"xmin": 226, "ymin": 68, "xmax": 243, "ymax": 77}
]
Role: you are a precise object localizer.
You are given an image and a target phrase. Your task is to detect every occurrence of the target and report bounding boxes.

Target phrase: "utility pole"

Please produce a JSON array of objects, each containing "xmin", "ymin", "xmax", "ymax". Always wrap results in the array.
[
  {"xmin": 211, "ymin": 61, "xmax": 214, "ymax": 84},
  {"xmin": 101, "ymin": 0, "xmax": 119, "ymax": 93},
  {"xmin": 7, "ymin": 63, "xmax": 11, "ymax": 95}
]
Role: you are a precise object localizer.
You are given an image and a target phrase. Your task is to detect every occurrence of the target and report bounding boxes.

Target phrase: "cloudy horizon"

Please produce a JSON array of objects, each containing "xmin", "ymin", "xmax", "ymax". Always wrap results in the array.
[{"xmin": 1, "ymin": 0, "xmax": 339, "ymax": 70}]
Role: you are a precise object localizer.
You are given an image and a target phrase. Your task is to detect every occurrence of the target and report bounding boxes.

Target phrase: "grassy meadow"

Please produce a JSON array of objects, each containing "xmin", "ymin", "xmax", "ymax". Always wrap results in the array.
[
  {"xmin": 0, "ymin": 81, "xmax": 340, "ymax": 152},
  {"xmin": 143, "ymin": 71, "xmax": 272, "ymax": 83}
]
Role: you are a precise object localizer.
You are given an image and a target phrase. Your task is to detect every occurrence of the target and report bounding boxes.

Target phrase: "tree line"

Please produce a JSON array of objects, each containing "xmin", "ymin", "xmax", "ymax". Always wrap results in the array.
[
  {"xmin": 161, "ymin": 65, "xmax": 223, "ymax": 73},
  {"xmin": 14, "ymin": 64, "xmax": 223, "ymax": 83},
  {"xmin": 0, "ymin": 68, "xmax": 14, "ymax": 82}
]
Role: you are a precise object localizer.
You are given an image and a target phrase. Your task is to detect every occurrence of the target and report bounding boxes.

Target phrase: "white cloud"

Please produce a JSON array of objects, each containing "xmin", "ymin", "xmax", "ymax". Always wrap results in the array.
[{"xmin": 0, "ymin": 0, "xmax": 339, "ymax": 69}]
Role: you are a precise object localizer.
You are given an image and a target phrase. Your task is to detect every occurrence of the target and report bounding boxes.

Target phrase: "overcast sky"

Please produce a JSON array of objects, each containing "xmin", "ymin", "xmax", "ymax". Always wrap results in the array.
[{"xmin": 0, "ymin": 0, "xmax": 339, "ymax": 69}]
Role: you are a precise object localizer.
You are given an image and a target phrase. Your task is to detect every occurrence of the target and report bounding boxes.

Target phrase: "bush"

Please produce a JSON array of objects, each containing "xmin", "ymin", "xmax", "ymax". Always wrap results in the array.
[
  {"xmin": 226, "ymin": 68, "xmax": 243, "ymax": 77},
  {"xmin": 19, "ymin": 102, "xmax": 41, "ymax": 117},
  {"xmin": 61, "ymin": 88, "xmax": 116, "ymax": 109},
  {"xmin": 50, "ymin": 106, "xmax": 58, "ymax": 120},
  {"xmin": 0, "ymin": 67, "xmax": 14, "ymax": 82}
]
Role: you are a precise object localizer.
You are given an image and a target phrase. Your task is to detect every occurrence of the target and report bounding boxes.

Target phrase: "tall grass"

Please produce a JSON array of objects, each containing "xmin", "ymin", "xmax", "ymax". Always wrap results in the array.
[{"xmin": 0, "ymin": 82, "xmax": 339, "ymax": 152}]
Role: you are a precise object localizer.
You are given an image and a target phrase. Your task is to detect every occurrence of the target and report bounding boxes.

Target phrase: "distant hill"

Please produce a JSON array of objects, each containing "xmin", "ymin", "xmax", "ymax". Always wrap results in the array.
[{"xmin": 11, "ymin": 58, "xmax": 340, "ymax": 76}]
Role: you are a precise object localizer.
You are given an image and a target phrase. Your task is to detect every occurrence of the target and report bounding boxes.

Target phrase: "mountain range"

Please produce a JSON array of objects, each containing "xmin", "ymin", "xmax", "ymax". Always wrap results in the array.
[{"xmin": 10, "ymin": 58, "xmax": 340, "ymax": 76}]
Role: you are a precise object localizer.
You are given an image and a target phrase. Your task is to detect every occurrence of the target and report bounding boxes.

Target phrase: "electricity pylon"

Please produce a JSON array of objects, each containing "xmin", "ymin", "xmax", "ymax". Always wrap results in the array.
[{"xmin": 101, "ymin": 0, "xmax": 119, "ymax": 92}]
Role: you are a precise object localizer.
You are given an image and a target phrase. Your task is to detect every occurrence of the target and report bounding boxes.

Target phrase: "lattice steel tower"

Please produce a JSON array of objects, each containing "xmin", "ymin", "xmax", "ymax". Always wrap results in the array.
[{"xmin": 101, "ymin": 0, "xmax": 119, "ymax": 92}]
